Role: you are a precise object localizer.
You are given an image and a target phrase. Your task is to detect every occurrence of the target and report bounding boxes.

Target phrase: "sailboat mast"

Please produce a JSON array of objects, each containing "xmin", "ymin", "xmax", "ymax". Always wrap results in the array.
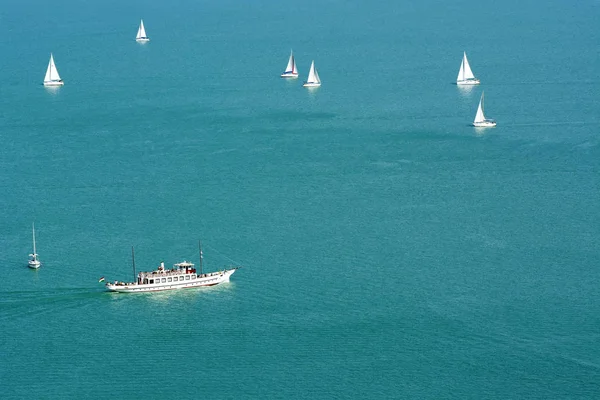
[
  {"xmin": 131, "ymin": 246, "xmax": 136, "ymax": 282},
  {"xmin": 32, "ymin": 223, "xmax": 37, "ymax": 255},
  {"xmin": 198, "ymin": 240, "xmax": 203, "ymax": 275},
  {"xmin": 50, "ymin": 54, "xmax": 55, "ymax": 80}
]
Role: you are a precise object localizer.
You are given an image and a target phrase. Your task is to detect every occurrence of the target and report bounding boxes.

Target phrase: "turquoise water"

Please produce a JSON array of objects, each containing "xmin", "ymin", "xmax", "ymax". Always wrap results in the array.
[{"xmin": 1, "ymin": 0, "xmax": 600, "ymax": 398}]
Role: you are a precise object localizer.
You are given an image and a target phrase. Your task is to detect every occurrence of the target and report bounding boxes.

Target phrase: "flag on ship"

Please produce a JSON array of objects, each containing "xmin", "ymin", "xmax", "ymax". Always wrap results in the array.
[{"xmin": 98, "ymin": 277, "xmax": 105, "ymax": 282}]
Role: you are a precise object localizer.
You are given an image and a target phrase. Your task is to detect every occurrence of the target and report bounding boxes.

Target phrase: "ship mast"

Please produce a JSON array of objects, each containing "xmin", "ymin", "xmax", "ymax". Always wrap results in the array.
[
  {"xmin": 131, "ymin": 246, "xmax": 136, "ymax": 282},
  {"xmin": 198, "ymin": 240, "xmax": 203, "ymax": 275}
]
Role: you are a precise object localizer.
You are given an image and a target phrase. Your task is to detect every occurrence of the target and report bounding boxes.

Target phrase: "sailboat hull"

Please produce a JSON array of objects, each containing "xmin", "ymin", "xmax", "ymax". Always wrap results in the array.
[
  {"xmin": 473, "ymin": 120, "xmax": 497, "ymax": 127},
  {"xmin": 28, "ymin": 261, "xmax": 41, "ymax": 269},
  {"xmin": 457, "ymin": 79, "xmax": 480, "ymax": 85},
  {"xmin": 43, "ymin": 80, "xmax": 64, "ymax": 87},
  {"xmin": 281, "ymin": 72, "xmax": 299, "ymax": 78},
  {"xmin": 303, "ymin": 82, "xmax": 321, "ymax": 87},
  {"xmin": 136, "ymin": 38, "xmax": 150, "ymax": 43}
]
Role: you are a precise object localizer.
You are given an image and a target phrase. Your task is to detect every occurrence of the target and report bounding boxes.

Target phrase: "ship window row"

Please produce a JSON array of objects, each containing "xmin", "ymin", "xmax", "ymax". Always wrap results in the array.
[{"xmin": 147, "ymin": 276, "xmax": 196, "ymax": 284}]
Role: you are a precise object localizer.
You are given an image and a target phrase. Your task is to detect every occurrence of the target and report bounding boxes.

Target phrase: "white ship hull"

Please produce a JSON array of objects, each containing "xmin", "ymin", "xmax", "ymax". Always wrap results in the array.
[
  {"xmin": 44, "ymin": 80, "xmax": 64, "ymax": 86},
  {"xmin": 106, "ymin": 268, "xmax": 237, "ymax": 293},
  {"xmin": 457, "ymin": 79, "xmax": 480, "ymax": 85},
  {"xmin": 28, "ymin": 261, "xmax": 41, "ymax": 269},
  {"xmin": 303, "ymin": 82, "xmax": 321, "ymax": 87},
  {"xmin": 136, "ymin": 38, "xmax": 150, "ymax": 43},
  {"xmin": 281, "ymin": 72, "xmax": 298, "ymax": 78}
]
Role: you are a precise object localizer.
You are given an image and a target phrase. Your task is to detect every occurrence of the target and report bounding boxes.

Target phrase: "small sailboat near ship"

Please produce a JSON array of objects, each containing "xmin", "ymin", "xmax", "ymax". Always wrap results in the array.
[
  {"xmin": 456, "ymin": 52, "xmax": 480, "ymax": 85},
  {"xmin": 28, "ymin": 223, "xmax": 41, "ymax": 269},
  {"xmin": 281, "ymin": 50, "xmax": 299, "ymax": 78},
  {"xmin": 136, "ymin": 19, "xmax": 150, "ymax": 42},
  {"xmin": 472, "ymin": 91, "xmax": 496, "ymax": 127},
  {"xmin": 105, "ymin": 242, "xmax": 240, "ymax": 293},
  {"xmin": 303, "ymin": 60, "xmax": 321, "ymax": 87},
  {"xmin": 43, "ymin": 53, "xmax": 64, "ymax": 86}
]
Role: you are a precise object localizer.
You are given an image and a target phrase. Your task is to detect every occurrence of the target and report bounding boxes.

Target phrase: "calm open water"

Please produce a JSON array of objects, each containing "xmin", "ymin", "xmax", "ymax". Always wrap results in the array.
[{"xmin": 1, "ymin": 0, "xmax": 600, "ymax": 398}]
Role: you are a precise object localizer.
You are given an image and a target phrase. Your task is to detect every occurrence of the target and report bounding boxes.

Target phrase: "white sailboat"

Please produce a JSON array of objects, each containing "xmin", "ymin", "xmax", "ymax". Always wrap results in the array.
[
  {"xmin": 43, "ymin": 53, "xmax": 64, "ymax": 86},
  {"xmin": 456, "ymin": 51, "xmax": 480, "ymax": 85},
  {"xmin": 472, "ymin": 91, "xmax": 496, "ymax": 127},
  {"xmin": 136, "ymin": 19, "xmax": 150, "ymax": 42},
  {"xmin": 303, "ymin": 60, "xmax": 321, "ymax": 87},
  {"xmin": 28, "ymin": 223, "xmax": 41, "ymax": 269},
  {"xmin": 281, "ymin": 50, "xmax": 299, "ymax": 78}
]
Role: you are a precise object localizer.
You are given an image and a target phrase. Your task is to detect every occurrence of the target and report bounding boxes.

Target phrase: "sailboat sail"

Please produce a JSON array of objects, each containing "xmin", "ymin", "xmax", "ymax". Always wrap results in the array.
[
  {"xmin": 313, "ymin": 68, "xmax": 321, "ymax": 84},
  {"xmin": 281, "ymin": 51, "xmax": 298, "ymax": 77},
  {"xmin": 457, "ymin": 52, "xmax": 476, "ymax": 81},
  {"xmin": 285, "ymin": 53, "xmax": 297, "ymax": 73},
  {"xmin": 306, "ymin": 61, "xmax": 317, "ymax": 83},
  {"xmin": 44, "ymin": 60, "xmax": 52, "ymax": 82},
  {"xmin": 457, "ymin": 60, "xmax": 464, "ymax": 82},
  {"xmin": 44, "ymin": 54, "xmax": 61, "ymax": 82},
  {"xmin": 136, "ymin": 20, "xmax": 148, "ymax": 39},
  {"xmin": 462, "ymin": 52, "xmax": 475, "ymax": 80},
  {"xmin": 473, "ymin": 93, "xmax": 486, "ymax": 124}
]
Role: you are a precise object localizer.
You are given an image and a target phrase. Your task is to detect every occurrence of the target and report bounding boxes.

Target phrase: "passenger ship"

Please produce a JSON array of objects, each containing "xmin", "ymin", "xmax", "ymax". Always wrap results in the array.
[{"xmin": 105, "ymin": 246, "xmax": 239, "ymax": 293}]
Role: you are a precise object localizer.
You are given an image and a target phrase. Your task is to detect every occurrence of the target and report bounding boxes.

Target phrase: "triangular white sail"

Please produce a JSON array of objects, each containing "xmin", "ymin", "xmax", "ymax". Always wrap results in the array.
[
  {"xmin": 473, "ymin": 93, "xmax": 486, "ymax": 124},
  {"xmin": 44, "ymin": 53, "xmax": 62, "ymax": 84},
  {"xmin": 306, "ymin": 61, "xmax": 317, "ymax": 82},
  {"xmin": 281, "ymin": 50, "xmax": 298, "ymax": 78},
  {"xmin": 45, "ymin": 54, "xmax": 61, "ymax": 81},
  {"xmin": 136, "ymin": 19, "xmax": 149, "ymax": 41},
  {"xmin": 285, "ymin": 52, "xmax": 297, "ymax": 74},
  {"xmin": 460, "ymin": 52, "xmax": 475, "ymax": 80},
  {"xmin": 457, "ymin": 58, "xmax": 464, "ymax": 81}
]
